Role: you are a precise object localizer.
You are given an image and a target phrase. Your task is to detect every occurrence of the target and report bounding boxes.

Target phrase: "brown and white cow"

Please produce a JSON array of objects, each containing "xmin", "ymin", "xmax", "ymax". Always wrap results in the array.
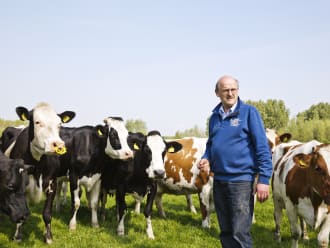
[
  {"xmin": 154, "ymin": 137, "xmax": 214, "ymax": 228},
  {"xmin": 272, "ymin": 140, "xmax": 330, "ymax": 248}
]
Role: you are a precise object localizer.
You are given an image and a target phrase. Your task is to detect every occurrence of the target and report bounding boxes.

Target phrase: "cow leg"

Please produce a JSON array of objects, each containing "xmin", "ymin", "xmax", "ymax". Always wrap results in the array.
[
  {"xmin": 100, "ymin": 189, "xmax": 108, "ymax": 222},
  {"xmin": 144, "ymin": 183, "xmax": 157, "ymax": 239},
  {"xmin": 116, "ymin": 187, "xmax": 127, "ymax": 236},
  {"xmin": 299, "ymin": 217, "xmax": 309, "ymax": 240},
  {"xmin": 55, "ymin": 179, "xmax": 68, "ymax": 212},
  {"xmin": 69, "ymin": 179, "xmax": 80, "ymax": 230},
  {"xmin": 134, "ymin": 198, "xmax": 141, "ymax": 214},
  {"xmin": 13, "ymin": 222, "xmax": 24, "ymax": 242},
  {"xmin": 89, "ymin": 180, "xmax": 101, "ymax": 228},
  {"xmin": 317, "ymin": 215, "xmax": 330, "ymax": 248},
  {"xmin": 155, "ymin": 191, "xmax": 166, "ymax": 218},
  {"xmin": 273, "ymin": 197, "xmax": 283, "ymax": 242},
  {"xmin": 185, "ymin": 194, "xmax": 197, "ymax": 214},
  {"xmin": 42, "ymin": 178, "xmax": 57, "ymax": 244},
  {"xmin": 286, "ymin": 205, "xmax": 301, "ymax": 248},
  {"xmin": 198, "ymin": 193, "xmax": 210, "ymax": 228}
]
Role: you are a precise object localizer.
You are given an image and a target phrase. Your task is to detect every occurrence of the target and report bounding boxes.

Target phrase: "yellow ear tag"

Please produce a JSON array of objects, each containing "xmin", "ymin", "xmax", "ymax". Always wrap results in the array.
[
  {"xmin": 299, "ymin": 159, "xmax": 308, "ymax": 168},
  {"xmin": 283, "ymin": 137, "xmax": 288, "ymax": 142},
  {"xmin": 21, "ymin": 113, "xmax": 28, "ymax": 121},
  {"xmin": 97, "ymin": 129, "xmax": 103, "ymax": 136},
  {"xmin": 62, "ymin": 115, "xmax": 70, "ymax": 123},
  {"xmin": 133, "ymin": 143, "xmax": 140, "ymax": 150},
  {"xmin": 168, "ymin": 146, "xmax": 175, "ymax": 153}
]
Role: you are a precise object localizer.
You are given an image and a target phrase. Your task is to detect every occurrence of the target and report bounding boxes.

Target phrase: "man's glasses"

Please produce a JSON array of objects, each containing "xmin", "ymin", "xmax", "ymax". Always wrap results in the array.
[{"xmin": 221, "ymin": 88, "xmax": 238, "ymax": 94}]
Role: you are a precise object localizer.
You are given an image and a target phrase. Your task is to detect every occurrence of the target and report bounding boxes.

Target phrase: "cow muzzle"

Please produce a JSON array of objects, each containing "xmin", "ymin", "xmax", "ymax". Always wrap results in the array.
[{"xmin": 53, "ymin": 142, "xmax": 67, "ymax": 155}]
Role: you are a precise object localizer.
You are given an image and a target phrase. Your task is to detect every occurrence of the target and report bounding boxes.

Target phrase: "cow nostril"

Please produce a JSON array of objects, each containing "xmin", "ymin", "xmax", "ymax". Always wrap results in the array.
[{"xmin": 126, "ymin": 151, "xmax": 133, "ymax": 158}]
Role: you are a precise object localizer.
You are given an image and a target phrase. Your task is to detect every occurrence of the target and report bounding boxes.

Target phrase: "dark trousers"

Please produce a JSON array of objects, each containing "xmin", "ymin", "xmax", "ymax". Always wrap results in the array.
[{"xmin": 213, "ymin": 180, "xmax": 254, "ymax": 248}]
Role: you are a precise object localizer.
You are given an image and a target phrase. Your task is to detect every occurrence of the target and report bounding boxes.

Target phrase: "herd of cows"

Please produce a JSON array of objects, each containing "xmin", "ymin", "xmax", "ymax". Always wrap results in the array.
[{"xmin": 0, "ymin": 102, "xmax": 330, "ymax": 248}]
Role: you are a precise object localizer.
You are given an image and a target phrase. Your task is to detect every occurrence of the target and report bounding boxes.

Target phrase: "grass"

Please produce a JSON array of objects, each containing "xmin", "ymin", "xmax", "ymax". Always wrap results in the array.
[{"xmin": 0, "ymin": 190, "xmax": 321, "ymax": 248}]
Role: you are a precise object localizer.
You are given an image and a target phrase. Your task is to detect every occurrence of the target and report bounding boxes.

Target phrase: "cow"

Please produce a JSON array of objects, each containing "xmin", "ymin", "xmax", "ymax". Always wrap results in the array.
[
  {"xmin": 64, "ymin": 117, "xmax": 134, "ymax": 232},
  {"xmin": 0, "ymin": 102, "xmax": 76, "ymax": 243},
  {"xmin": 272, "ymin": 140, "xmax": 330, "ymax": 248},
  {"xmin": 148, "ymin": 137, "xmax": 214, "ymax": 228},
  {"xmin": 100, "ymin": 131, "xmax": 182, "ymax": 239},
  {"xmin": 0, "ymin": 151, "xmax": 32, "ymax": 242},
  {"xmin": 265, "ymin": 128, "xmax": 292, "ymax": 153}
]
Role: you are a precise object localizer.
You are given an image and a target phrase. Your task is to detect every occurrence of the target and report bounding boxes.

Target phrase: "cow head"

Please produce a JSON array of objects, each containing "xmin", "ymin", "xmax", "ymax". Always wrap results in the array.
[
  {"xmin": 16, "ymin": 103, "xmax": 75, "ymax": 161},
  {"xmin": 0, "ymin": 155, "xmax": 32, "ymax": 224},
  {"xmin": 293, "ymin": 144, "xmax": 330, "ymax": 205},
  {"xmin": 266, "ymin": 128, "xmax": 292, "ymax": 153},
  {"xmin": 129, "ymin": 131, "xmax": 182, "ymax": 179},
  {"xmin": 103, "ymin": 117, "xmax": 134, "ymax": 160}
]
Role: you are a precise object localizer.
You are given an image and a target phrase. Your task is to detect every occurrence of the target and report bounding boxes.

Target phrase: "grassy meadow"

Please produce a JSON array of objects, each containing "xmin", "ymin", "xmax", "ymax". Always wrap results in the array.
[{"xmin": 0, "ymin": 190, "xmax": 321, "ymax": 248}]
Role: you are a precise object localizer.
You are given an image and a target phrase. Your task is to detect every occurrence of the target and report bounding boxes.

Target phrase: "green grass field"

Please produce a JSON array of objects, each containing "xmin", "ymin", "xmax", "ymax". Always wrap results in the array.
[{"xmin": 0, "ymin": 191, "xmax": 321, "ymax": 248}]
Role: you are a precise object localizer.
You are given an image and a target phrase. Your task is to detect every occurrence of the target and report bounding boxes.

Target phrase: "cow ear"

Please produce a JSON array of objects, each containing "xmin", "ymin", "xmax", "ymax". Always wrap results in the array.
[
  {"xmin": 280, "ymin": 133, "xmax": 292, "ymax": 143},
  {"xmin": 59, "ymin": 111, "xmax": 76, "ymax": 123},
  {"xmin": 294, "ymin": 154, "xmax": 310, "ymax": 168},
  {"xmin": 166, "ymin": 141, "xmax": 182, "ymax": 153},
  {"xmin": 16, "ymin": 106, "xmax": 30, "ymax": 121},
  {"xmin": 95, "ymin": 125, "xmax": 106, "ymax": 137}
]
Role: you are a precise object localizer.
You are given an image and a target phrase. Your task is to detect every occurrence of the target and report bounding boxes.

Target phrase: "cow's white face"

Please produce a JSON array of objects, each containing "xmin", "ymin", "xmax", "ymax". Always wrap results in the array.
[
  {"xmin": 145, "ymin": 134, "xmax": 167, "ymax": 179},
  {"xmin": 103, "ymin": 117, "xmax": 133, "ymax": 160},
  {"xmin": 30, "ymin": 103, "xmax": 67, "ymax": 161}
]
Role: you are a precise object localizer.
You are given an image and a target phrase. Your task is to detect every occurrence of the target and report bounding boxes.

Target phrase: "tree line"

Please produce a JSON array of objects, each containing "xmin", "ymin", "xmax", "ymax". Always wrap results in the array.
[{"xmin": 1, "ymin": 100, "xmax": 330, "ymax": 142}]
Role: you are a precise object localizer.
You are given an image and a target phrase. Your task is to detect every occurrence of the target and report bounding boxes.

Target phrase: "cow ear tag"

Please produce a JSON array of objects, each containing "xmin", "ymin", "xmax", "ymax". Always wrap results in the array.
[
  {"xmin": 283, "ymin": 137, "xmax": 288, "ymax": 142},
  {"xmin": 299, "ymin": 159, "xmax": 308, "ymax": 168},
  {"xmin": 62, "ymin": 115, "xmax": 71, "ymax": 123},
  {"xmin": 168, "ymin": 146, "xmax": 175, "ymax": 153},
  {"xmin": 133, "ymin": 143, "xmax": 140, "ymax": 150},
  {"xmin": 97, "ymin": 129, "xmax": 104, "ymax": 137},
  {"xmin": 21, "ymin": 113, "xmax": 28, "ymax": 121}
]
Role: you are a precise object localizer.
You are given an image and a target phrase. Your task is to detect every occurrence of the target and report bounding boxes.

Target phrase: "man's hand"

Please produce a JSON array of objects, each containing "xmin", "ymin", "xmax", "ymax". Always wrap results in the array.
[
  {"xmin": 198, "ymin": 158, "xmax": 210, "ymax": 173},
  {"xmin": 256, "ymin": 183, "xmax": 270, "ymax": 203}
]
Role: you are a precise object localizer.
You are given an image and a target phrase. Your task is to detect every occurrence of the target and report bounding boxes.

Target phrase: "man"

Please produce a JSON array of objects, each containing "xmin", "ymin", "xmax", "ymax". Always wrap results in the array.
[{"xmin": 198, "ymin": 75, "xmax": 272, "ymax": 248}]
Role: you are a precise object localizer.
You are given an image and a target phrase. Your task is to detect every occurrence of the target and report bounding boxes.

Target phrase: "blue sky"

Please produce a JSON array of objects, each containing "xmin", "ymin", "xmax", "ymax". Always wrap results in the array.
[{"xmin": 1, "ymin": 1, "xmax": 329, "ymax": 135}]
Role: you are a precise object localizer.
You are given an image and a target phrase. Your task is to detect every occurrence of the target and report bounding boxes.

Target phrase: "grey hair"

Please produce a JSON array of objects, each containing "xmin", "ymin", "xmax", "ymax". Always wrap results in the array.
[{"xmin": 214, "ymin": 77, "xmax": 239, "ymax": 92}]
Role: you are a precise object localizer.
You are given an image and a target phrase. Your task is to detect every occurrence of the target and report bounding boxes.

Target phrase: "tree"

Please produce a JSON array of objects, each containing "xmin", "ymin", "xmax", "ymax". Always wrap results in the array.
[
  {"xmin": 174, "ymin": 125, "xmax": 206, "ymax": 138},
  {"xmin": 125, "ymin": 119, "xmax": 147, "ymax": 134},
  {"xmin": 285, "ymin": 119, "xmax": 330, "ymax": 143},
  {"xmin": 245, "ymin": 99, "xmax": 289, "ymax": 130},
  {"xmin": 297, "ymin": 102, "xmax": 330, "ymax": 121}
]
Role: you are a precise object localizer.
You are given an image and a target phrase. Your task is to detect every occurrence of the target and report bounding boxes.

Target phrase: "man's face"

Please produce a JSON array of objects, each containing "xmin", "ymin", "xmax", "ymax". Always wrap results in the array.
[{"xmin": 215, "ymin": 78, "xmax": 239, "ymax": 111}]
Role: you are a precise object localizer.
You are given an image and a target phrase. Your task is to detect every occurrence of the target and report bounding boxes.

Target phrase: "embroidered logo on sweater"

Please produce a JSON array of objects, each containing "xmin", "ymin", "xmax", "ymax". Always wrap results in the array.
[{"xmin": 230, "ymin": 118, "xmax": 240, "ymax": 127}]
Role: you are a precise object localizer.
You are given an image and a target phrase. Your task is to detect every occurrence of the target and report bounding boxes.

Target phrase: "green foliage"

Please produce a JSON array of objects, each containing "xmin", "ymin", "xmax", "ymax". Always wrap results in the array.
[
  {"xmin": 173, "ymin": 125, "xmax": 206, "ymax": 138},
  {"xmin": 125, "ymin": 119, "xmax": 147, "ymax": 135},
  {"xmin": 297, "ymin": 102, "xmax": 330, "ymax": 121},
  {"xmin": 0, "ymin": 118, "xmax": 27, "ymax": 135},
  {"xmin": 285, "ymin": 119, "xmax": 330, "ymax": 143},
  {"xmin": 246, "ymin": 99, "xmax": 290, "ymax": 130}
]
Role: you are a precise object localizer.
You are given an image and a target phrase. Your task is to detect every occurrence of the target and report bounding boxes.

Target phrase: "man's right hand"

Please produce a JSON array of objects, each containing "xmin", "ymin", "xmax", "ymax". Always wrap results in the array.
[{"xmin": 198, "ymin": 158, "xmax": 210, "ymax": 173}]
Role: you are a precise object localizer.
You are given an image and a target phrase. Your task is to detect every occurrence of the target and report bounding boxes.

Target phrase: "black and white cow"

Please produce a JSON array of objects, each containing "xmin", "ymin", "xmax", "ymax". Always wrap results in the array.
[
  {"xmin": 0, "ymin": 151, "xmax": 32, "ymax": 242},
  {"xmin": 63, "ymin": 117, "xmax": 134, "ymax": 231},
  {"xmin": 1, "ymin": 102, "xmax": 75, "ymax": 243},
  {"xmin": 100, "ymin": 131, "xmax": 182, "ymax": 239}
]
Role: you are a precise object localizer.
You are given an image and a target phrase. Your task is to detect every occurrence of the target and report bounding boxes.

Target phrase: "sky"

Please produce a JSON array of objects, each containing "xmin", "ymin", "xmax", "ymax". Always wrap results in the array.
[{"xmin": 1, "ymin": 1, "xmax": 329, "ymax": 136}]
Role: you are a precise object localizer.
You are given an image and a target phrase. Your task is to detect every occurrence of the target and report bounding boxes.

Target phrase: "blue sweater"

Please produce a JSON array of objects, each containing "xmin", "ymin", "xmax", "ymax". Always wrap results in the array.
[{"xmin": 202, "ymin": 98, "xmax": 272, "ymax": 184}]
